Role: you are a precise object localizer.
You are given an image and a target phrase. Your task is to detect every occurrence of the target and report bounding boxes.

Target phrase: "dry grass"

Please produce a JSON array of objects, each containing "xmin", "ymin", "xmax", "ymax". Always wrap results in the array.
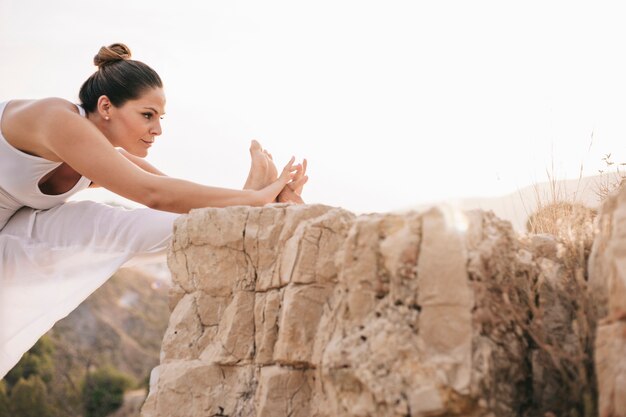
[
  {"xmin": 526, "ymin": 201, "xmax": 596, "ymax": 241},
  {"xmin": 594, "ymin": 153, "xmax": 626, "ymax": 201}
]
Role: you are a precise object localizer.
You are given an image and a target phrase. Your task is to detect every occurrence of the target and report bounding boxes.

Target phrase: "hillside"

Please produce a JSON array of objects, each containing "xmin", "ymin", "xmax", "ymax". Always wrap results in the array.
[
  {"xmin": 49, "ymin": 265, "xmax": 171, "ymax": 382},
  {"xmin": 409, "ymin": 173, "xmax": 617, "ymax": 231}
]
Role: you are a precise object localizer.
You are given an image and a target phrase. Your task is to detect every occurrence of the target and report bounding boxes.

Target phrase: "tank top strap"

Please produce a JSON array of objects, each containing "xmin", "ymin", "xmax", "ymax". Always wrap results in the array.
[{"xmin": 75, "ymin": 104, "xmax": 86, "ymax": 117}]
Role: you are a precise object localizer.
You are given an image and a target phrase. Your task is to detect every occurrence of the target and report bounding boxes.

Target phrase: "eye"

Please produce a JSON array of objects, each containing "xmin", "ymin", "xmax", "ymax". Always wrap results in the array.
[{"xmin": 143, "ymin": 113, "xmax": 153, "ymax": 120}]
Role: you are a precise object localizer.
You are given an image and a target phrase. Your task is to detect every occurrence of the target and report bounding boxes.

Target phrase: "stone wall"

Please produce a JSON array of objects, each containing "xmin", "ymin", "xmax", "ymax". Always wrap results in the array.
[{"xmin": 141, "ymin": 200, "xmax": 607, "ymax": 417}]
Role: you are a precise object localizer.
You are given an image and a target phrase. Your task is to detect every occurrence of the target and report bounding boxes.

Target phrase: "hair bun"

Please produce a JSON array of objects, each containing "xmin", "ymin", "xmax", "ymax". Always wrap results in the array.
[{"xmin": 93, "ymin": 43, "xmax": 132, "ymax": 68}]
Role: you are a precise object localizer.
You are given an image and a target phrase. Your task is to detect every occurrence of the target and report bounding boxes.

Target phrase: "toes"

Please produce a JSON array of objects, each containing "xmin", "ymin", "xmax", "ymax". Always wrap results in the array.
[
  {"xmin": 250, "ymin": 139, "xmax": 262, "ymax": 152},
  {"xmin": 262, "ymin": 149, "xmax": 274, "ymax": 160}
]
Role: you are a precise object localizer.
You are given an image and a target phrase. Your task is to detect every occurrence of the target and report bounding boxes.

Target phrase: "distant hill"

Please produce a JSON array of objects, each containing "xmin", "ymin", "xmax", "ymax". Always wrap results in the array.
[
  {"xmin": 406, "ymin": 173, "xmax": 621, "ymax": 231},
  {"xmin": 46, "ymin": 265, "xmax": 171, "ymax": 415}
]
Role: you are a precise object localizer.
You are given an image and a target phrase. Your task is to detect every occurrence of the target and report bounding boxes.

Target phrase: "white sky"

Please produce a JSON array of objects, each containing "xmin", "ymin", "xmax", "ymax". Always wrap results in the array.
[{"xmin": 1, "ymin": 0, "xmax": 625, "ymax": 214}]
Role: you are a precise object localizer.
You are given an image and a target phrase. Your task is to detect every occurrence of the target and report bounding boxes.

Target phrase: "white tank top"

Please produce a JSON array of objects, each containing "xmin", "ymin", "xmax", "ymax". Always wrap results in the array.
[{"xmin": 0, "ymin": 101, "xmax": 92, "ymax": 230}]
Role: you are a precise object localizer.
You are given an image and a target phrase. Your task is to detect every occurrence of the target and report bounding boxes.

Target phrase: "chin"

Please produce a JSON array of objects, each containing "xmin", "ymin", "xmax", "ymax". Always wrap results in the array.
[{"xmin": 129, "ymin": 148, "xmax": 148, "ymax": 158}]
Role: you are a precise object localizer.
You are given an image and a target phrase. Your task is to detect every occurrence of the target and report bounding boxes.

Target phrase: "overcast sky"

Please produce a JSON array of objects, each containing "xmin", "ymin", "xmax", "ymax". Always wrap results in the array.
[{"xmin": 1, "ymin": 1, "xmax": 625, "ymax": 214}]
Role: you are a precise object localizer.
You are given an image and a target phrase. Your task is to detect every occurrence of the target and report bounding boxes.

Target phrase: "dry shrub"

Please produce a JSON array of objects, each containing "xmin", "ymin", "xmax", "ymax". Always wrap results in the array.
[
  {"xmin": 492, "ymin": 151, "xmax": 625, "ymax": 416},
  {"xmin": 513, "ymin": 166, "xmax": 602, "ymax": 416},
  {"xmin": 595, "ymin": 153, "xmax": 626, "ymax": 201},
  {"xmin": 526, "ymin": 201, "xmax": 596, "ymax": 242},
  {"xmin": 472, "ymin": 225, "xmax": 598, "ymax": 417},
  {"xmin": 521, "ymin": 232, "xmax": 598, "ymax": 417}
]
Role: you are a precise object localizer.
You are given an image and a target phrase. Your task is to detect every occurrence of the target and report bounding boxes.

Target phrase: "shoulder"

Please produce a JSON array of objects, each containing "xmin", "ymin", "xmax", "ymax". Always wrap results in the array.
[
  {"xmin": 0, "ymin": 98, "xmax": 87, "ymax": 162},
  {"xmin": 7, "ymin": 97, "xmax": 78, "ymax": 114},
  {"xmin": 29, "ymin": 98, "xmax": 88, "ymax": 139},
  {"xmin": 30, "ymin": 97, "xmax": 81, "ymax": 118},
  {"xmin": 4, "ymin": 98, "xmax": 81, "ymax": 128},
  {"xmin": 2, "ymin": 97, "xmax": 83, "ymax": 139}
]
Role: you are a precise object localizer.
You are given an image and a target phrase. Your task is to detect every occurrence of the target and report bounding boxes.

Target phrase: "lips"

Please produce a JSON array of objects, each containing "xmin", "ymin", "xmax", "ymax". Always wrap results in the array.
[{"xmin": 141, "ymin": 139, "xmax": 154, "ymax": 146}]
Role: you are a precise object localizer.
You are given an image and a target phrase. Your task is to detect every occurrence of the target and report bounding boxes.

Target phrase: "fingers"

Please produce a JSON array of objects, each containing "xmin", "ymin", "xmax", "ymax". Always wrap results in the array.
[
  {"xmin": 277, "ymin": 157, "xmax": 308, "ymax": 192},
  {"xmin": 291, "ymin": 163, "xmax": 304, "ymax": 182},
  {"xmin": 293, "ymin": 159, "xmax": 307, "ymax": 194},
  {"xmin": 279, "ymin": 156, "xmax": 297, "ymax": 181},
  {"xmin": 290, "ymin": 158, "xmax": 307, "ymax": 180},
  {"xmin": 277, "ymin": 157, "xmax": 308, "ymax": 195},
  {"xmin": 282, "ymin": 156, "xmax": 296, "ymax": 171}
]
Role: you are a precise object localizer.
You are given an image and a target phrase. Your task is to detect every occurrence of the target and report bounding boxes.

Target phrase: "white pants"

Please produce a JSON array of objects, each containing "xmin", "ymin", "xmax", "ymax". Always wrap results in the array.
[{"xmin": 0, "ymin": 201, "xmax": 179, "ymax": 378}]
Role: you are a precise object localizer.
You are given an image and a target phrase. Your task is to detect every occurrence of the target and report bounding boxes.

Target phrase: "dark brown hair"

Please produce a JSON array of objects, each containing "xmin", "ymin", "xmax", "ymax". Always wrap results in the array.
[{"xmin": 78, "ymin": 43, "xmax": 163, "ymax": 113}]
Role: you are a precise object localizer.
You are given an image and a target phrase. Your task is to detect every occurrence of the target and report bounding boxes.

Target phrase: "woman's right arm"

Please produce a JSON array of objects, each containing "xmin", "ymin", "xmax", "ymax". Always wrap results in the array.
[{"xmin": 41, "ymin": 105, "xmax": 295, "ymax": 213}]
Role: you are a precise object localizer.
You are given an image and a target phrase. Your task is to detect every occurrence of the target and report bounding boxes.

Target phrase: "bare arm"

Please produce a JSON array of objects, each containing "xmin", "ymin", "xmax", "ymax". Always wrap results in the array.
[
  {"xmin": 118, "ymin": 148, "xmax": 166, "ymax": 176},
  {"xmin": 89, "ymin": 149, "xmax": 166, "ymax": 188},
  {"xmin": 42, "ymin": 106, "xmax": 295, "ymax": 213}
]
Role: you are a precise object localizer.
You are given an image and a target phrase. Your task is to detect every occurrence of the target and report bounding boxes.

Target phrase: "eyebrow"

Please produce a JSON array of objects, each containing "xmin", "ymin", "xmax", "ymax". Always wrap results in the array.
[{"xmin": 144, "ymin": 107, "xmax": 166, "ymax": 116}]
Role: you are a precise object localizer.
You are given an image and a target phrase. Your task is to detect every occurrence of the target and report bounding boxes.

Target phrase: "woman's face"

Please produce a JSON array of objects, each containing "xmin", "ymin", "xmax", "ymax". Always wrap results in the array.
[{"xmin": 106, "ymin": 87, "xmax": 166, "ymax": 157}]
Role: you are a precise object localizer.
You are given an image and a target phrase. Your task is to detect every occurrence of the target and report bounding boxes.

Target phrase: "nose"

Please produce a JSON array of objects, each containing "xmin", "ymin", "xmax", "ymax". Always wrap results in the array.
[{"xmin": 150, "ymin": 119, "xmax": 162, "ymax": 136}]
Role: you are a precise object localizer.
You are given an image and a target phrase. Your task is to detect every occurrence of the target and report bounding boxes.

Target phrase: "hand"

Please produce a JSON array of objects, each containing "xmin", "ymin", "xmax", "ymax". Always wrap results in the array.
[
  {"xmin": 288, "ymin": 158, "xmax": 307, "ymax": 196},
  {"xmin": 255, "ymin": 156, "xmax": 299, "ymax": 205},
  {"xmin": 278, "ymin": 156, "xmax": 297, "ymax": 184},
  {"xmin": 276, "ymin": 158, "xmax": 308, "ymax": 204}
]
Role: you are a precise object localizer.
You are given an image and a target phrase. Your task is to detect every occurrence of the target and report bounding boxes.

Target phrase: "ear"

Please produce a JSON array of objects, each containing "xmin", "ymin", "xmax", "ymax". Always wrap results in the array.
[{"xmin": 96, "ymin": 96, "xmax": 113, "ymax": 120}]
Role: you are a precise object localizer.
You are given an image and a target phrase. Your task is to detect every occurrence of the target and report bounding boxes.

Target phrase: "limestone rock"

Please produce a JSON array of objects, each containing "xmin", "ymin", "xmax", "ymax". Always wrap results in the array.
[
  {"xmin": 590, "ymin": 184, "xmax": 626, "ymax": 417},
  {"xmin": 141, "ymin": 361, "xmax": 256, "ymax": 417},
  {"xmin": 255, "ymin": 366, "xmax": 314, "ymax": 417},
  {"xmin": 142, "ymin": 202, "xmax": 605, "ymax": 417}
]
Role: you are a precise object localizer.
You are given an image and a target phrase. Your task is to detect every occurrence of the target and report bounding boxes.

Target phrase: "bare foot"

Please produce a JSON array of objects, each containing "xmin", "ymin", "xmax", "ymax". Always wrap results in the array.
[
  {"xmin": 243, "ymin": 140, "xmax": 268, "ymax": 190},
  {"xmin": 263, "ymin": 150, "xmax": 278, "ymax": 185},
  {"xmin": 277, "ymin": 185, "xmax": 305, "ymax": 204},
  {"xmin": 277, "ymin": 171, "xmax": 308, "ymax": 204}
]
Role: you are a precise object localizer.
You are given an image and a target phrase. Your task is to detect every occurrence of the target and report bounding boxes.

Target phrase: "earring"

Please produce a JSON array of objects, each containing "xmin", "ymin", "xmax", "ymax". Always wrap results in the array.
[{"xmin": 105, "ymin": 116, "xmax": 110, "ymax": 120}]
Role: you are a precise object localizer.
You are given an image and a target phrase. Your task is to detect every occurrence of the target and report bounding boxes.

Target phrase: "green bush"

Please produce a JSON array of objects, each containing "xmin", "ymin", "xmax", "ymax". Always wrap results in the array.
[
  {"xmin": 81, "ymin": 366, "xmax": 135, "ymax": 417},
  {"xmin": 0, "ymin": 381, "xmax": 9, "ymax": 417},
  {"xmin": 9, "ymin": 376, "xmax": 54, "ymax": 417},
  {"xmin": 4, "ymin": 336, "xmax": 54, "ymax": 387}
]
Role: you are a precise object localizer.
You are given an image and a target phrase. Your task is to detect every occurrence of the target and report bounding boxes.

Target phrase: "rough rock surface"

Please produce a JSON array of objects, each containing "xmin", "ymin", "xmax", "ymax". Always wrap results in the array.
[
  {"xmin": 141, "ymin": 202, "xmax": 604, "ymax": 417},
  {"xmin": 590, "ymin": 184, "xmax": 626, "ymax": 417}
]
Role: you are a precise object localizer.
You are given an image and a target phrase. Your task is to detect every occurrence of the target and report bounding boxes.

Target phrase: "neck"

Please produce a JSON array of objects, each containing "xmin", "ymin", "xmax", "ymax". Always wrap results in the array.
[{"xmin": 85, "ymin": 112, "xmax": 116, "ymax": 146}]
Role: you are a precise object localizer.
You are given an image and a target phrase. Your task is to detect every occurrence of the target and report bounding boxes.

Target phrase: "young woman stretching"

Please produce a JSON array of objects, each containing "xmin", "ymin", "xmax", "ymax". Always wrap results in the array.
[{"xmin": 0, "ymin": 43, "xmax": 308, "ymax": 377}]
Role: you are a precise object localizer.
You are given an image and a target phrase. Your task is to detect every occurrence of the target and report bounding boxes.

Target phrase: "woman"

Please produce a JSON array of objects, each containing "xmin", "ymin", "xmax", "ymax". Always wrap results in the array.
[{"xmin": 0, "ymin": 43, "xmax": 308, "ymax": 378}]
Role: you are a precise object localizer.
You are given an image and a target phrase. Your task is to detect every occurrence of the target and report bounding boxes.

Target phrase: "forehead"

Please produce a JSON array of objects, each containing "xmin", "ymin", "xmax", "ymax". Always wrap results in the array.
[{"xmin": 128, "ymin": 87, "xmax": 166, "ymax": 113}]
